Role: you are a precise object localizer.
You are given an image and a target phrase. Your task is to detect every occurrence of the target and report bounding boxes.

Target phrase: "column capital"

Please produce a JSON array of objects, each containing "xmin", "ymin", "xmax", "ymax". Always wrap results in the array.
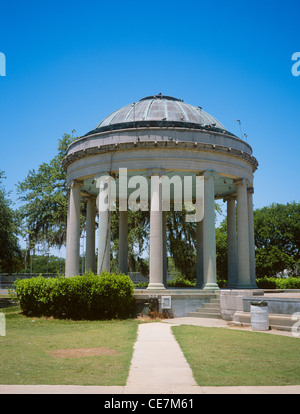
[
  {"xmin": 234, "ymin": 178, "xmax": 247, "ymax": 187},
  {"xmin": 67, "ymin": 180, "xmax": 82, "ymax": 189},
  {"xmin": 83, "ymin": 193, "xmax": 97, "ymax": 203},
  {"xmin": 247, "ymin": 186, "xmax": 254, "ymax": 194},
  {"xmin": 200, "ymin": 169, "xmax": 217, "ymax": 179},
  {"xmin": 94, "ymin": 172, "xmax": 115, "ymax": 184},
  {"xmin": 147, "ymin": 168, "xmax": 165, "ymax": 177},
  {"xmin": 223, "ymin": 194, "xmax": 236, "ymax": 203}
]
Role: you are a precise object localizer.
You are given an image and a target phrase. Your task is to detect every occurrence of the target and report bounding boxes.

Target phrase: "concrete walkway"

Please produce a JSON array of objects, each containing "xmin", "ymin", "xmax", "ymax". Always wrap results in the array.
[
  {"xmin": 163, "ymin": 316, "xmax": 298, "ymax": 337},
  {"xmin": 125, "ymin": 322, "xmax": 198, "ymax": 394},
  {"xmin": 1, "ymin": 318, "xmax": 300, "ymax": 394}
]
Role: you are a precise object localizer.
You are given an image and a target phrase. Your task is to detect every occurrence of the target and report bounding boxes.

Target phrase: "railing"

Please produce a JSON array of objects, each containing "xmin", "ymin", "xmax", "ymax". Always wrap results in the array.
[
  {"xmin": 0, "ymin": 272, "xmax": 179, "ymax": 289},
  {"xmin": 0, "ymin": 274, "xmax": 59, "ymax": 289}
]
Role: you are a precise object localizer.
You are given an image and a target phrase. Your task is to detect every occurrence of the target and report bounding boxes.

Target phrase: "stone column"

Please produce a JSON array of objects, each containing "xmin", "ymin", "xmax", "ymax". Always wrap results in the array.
[
  {"xmin": 226, "ymin": 196, "xmax": 238, "ymax": 288},
  {"xmin": 85, "ymin": 196, "xmax": 96, "ymax": 272},
  {"xmin": 119, "ymin": 210, "xmax": 128, "ymax": 274},
  {"xmin": 235, "ymin": 178, "xmax": 251, "ymax": 288},
  {"xmin": 247, "ymin": 186, "xmax": 257, "ymax": 288},
  {"xmin": 147, "ymin": 173, "xmax": 165, "ymax": 290},
  {"xmin": 202, "ymin": 171, "xmax": 219, "ymax": 290},
  {"xmin": 162, "ymin": 210, "xmax": 168, "ymax": 287},
  {"xmin": 196, "ymin": 219, "xmax": 204, "ymax": 288},
  {"xmin": 65, "ymin": 180, "xmax": 81, "ymax": 277},
  {"xmin": 97, "ymin": 175, "xmax": 112, "ymax": 273}
]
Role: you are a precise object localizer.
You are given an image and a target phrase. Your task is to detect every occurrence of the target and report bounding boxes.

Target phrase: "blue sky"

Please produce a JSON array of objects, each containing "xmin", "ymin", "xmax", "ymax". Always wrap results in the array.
[{"xmin": 0, "ymin": 0, "xmax": 299, "ymax": 248}]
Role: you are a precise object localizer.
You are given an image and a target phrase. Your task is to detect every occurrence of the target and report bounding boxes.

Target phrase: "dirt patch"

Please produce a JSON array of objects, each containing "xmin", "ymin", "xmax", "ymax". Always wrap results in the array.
[
  {"xmin": 48, "ymin": 347, "xmax": 117, "ymax": 358},
  {"xmin": 136, "ymin": 315, "xmax": 152, "ymax": 321}
]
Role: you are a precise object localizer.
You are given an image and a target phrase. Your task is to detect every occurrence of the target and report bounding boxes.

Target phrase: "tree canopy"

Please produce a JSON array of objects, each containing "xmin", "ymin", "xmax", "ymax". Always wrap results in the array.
[
  {"xmin": 17, "ymin": 134, "xmax": 79, "ymax": 252},
  {"xmin": 254, "ymin": 202, "xmax": 300, "ymax": 277},
  {"xmin": 216, "ymin": 201, "xmax": 300, "ymax": 279},
  {"xmin": 0, "ymin": 171, "xmax": 23, "ymax": 272}
]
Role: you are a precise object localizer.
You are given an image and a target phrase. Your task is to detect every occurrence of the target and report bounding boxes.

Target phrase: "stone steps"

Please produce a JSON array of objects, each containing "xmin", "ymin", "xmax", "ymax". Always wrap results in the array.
[
  {"xmin": 189, "ymin": 296, "xmax": 221, "ymax": 319},
  {"xmin": 233, "ymin": 311, "xmax": 298, "ymax": 332},
  {"xmin": 210, "ymin": 298, "xmax": 220, "ymax": 303},
  {"xmin": 198, "ymin": 302, "xmax": 219, "ymax": 309}
]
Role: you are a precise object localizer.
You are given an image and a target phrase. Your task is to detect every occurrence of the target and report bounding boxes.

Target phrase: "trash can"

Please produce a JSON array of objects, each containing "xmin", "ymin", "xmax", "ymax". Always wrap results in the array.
[{"xmin": 250, "ymin": 301, "xmax": 269, "ymax": 331}]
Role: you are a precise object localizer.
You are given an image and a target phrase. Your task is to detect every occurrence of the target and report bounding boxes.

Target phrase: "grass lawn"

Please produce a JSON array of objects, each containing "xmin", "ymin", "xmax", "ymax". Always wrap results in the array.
[
  {"xmin": 0, "ymin": 306, "xmax": 138, "ymax": 386},
  {"xmin": 2, "ymin": 305, "xmax": 300, "ymax": 387},
  {"xmin": 172, "ymin": 325, "xmax": 300, "ymax": 386}
]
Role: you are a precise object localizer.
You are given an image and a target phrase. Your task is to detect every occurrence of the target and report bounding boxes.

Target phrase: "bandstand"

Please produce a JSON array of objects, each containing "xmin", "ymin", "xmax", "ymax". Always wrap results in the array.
[{"xmin": 63, "ymin": 94, "xmax": 258, "ymax": 291}]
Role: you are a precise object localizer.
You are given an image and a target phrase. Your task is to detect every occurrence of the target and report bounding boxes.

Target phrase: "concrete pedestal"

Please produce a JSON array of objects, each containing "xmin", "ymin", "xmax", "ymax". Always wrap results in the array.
[{"xmin": 220, "ymin": 289, "xmax": 264, "ymax": 320}]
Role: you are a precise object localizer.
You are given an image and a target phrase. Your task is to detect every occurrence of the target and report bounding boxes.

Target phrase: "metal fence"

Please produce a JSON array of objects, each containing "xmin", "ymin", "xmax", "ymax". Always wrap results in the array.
[
  {"xmin": 0, "ymin": 274, "xmax": 59, "ymax": 289},
  {"xmin": 0, "ymin": 271, "xmax": 180, "ymax": 289}
]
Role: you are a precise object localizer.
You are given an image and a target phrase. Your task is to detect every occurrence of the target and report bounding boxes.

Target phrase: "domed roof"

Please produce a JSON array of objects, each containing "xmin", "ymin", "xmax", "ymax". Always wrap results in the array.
[{"xmin": 84, "ymin": 94, "xmax": 233, "ymax": 137}]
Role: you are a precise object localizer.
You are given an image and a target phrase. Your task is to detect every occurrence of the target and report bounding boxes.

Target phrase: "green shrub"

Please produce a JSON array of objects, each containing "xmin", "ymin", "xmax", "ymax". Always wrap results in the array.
[
  {"xmin": 275, "ymin": 277, "xmax": 300, "ymax": 289},
  {"xmin": 14, "ymin": 272, "xmax": 135, "ymax": 320},
  {"xmin": 135, "ymin": 276, "xmax": 300, "ymax": 290},
  {"xmin": 134, "ymin": 282, "xmax": 148, "ymax": 288},
  {"xmin": 167, "ymin": 277, "xmax": 196, "ymax": 288},
  {"xmin": 256, "ymin": 276, "xmax": 277, "ymax": 289},
  {"xmin": 134, "ymin": 278, "xmax": 197, "ymax": 288},
  {"xmin": 256, "ymin": 276, "xmax": 300, "ymax": 289}
]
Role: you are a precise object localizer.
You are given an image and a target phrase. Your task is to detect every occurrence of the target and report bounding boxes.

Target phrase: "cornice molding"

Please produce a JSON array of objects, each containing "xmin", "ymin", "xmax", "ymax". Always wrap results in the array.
[{"xmin": 63, "ymin": 141, "xmax": 258, "ymax": 173}]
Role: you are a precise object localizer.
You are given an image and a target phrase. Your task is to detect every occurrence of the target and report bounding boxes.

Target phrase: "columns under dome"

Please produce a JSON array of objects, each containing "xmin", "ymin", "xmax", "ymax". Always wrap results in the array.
[
  {"xmin": 63, "ymin": 94, "xmax": 258, "ymax": 290},
  {"xmin": 224, "ymin": 181, "xmax": 257, "ymax": 289}
]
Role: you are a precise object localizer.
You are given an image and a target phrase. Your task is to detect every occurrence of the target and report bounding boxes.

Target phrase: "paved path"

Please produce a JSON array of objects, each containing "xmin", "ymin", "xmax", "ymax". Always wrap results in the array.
[
  {"xmin": 163, "ymin": 317, "xmax": 297, "ymax": 337},
  {"xmin": 125, "ymin": 322, "xmax": 198, "ymax": 394}
]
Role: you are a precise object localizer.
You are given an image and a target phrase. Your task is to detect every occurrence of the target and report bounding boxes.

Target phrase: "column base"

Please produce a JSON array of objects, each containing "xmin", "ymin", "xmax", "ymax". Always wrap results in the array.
[
  {"xmin": 147, "ymin": 283, "xmax": 166, "ymax": 290},
  {"xmin": 203, "ymin": 282, "xmax": 220, "ymax": 290},
  {"xmin": 234, "ymin": 283, "xmax": 258, "ymax": 289}
]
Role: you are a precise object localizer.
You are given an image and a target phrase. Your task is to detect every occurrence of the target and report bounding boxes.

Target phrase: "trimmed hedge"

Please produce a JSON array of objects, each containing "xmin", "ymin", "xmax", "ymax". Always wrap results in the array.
[
  {"xmin": 14, "ymin": 272, "xmax": 135, "ymax": 320},
  {"xmin": 167, "ymin": 277, "xmax": 196, "ymax": 288},
  {"xmin": 136, "ymin": 277, "xmax": 300, "ymax": 289},
  {"xmin": 256, "ymin": 276, "xmax": 300, "ymax": 290}
]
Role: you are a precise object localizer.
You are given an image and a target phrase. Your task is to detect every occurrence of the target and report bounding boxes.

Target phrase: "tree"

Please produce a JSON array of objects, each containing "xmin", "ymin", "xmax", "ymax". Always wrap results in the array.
[
  {"xmin": 21, "ymin": 253, "xmax": 65, "ymax": 274},
  {"xmin": 167, "ymin": 209, "xmax": 196, "ymax": 280},
  {"xmin": 0, "ymin": 171, "xmax": 23, "ymax": 272},
  {"xmin": 254, "ymin": 202, "xmax": 300, "ymax": 277},
  {"xmin": 215, "ymin": 201, "xmax": 300, "ymax": 280},
  {"xmin": 17, "ymin": 134, "xmax": 84, "ymax": 258},
  {"xmin": 110, "ymin": 209, "xmax": 149, "ymax": 275},
  {"xmin": 215, "ymin": 220, "xmax": 228, "ymax": 280},
  {"xmin": 166, "ymin": 204, "xmax": 223, "ymax": 280}
]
